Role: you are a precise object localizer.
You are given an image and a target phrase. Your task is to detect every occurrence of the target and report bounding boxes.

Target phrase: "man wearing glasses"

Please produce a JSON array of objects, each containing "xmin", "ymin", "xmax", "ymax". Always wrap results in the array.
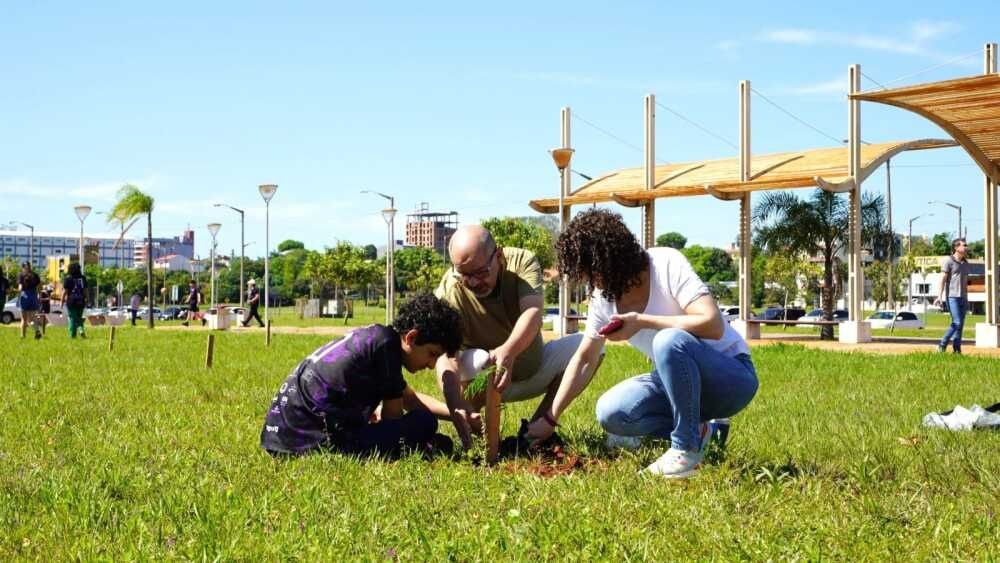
[{"xmin": 434, "ymin": 225, "xmax": 591, "ymax": 448}]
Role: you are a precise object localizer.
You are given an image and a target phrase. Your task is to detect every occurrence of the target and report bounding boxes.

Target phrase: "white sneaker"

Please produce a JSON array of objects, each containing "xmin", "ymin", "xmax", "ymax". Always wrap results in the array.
[
  {"xmin": 605, "ymin": 433, "xmax": 642, "ymax": 451},
  {"xmin": 643, "ymin": 447, "xmax": 703, "ymax": 479}
]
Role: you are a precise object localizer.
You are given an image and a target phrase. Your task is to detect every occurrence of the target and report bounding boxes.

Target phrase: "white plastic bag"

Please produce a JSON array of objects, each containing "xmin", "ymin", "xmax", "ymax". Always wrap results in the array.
[{"xmin": 922, "ymin": 404, "xmax": 1000, "ymax": 431}]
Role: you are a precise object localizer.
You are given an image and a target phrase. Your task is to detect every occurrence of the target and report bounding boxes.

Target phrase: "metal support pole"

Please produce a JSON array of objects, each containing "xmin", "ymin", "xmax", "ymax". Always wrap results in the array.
[
  {"xmin": 239, "ymin": 211, "xmax": 245, "ymax": 309},
  {"xmin": 643, "ymin": 96, "xmax": 656, "ymax": 247},
  {"xmin": 558, "ymin": 106, "xmax": 572, "ymax": 337},
  {"xmin": 847, "ymin": 64, "xmax": 863, "ymax": 321},
  {"xmin": 984, "ymin": 43, "xmax": 999, "ymax": 328},
  {"xmin": 738, "ymin": 81, "xmax": 752, "ymax": 323},
  {"xmin": 264, "ymin": 200, "xmax": 270, "ymax": 334},
  {"xmin": 886, "ymin": 158, "xmax": 894, "ymax": 310}
]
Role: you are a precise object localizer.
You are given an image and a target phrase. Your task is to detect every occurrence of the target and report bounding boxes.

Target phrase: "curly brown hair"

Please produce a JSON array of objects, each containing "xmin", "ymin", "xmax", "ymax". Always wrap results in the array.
[{"xmin": 556, "ymin": 209, "xmax": 647, "ymax": 302}]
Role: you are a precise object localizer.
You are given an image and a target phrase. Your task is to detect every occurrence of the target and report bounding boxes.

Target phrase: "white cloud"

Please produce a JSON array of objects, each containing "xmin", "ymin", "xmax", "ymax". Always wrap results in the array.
[
  {"xmin": 782, "ymin": 77, "xmax": 848, "ymax": 95},
  {"xmin": 756, "ymin": 21, "xmax": 969, "ymax": 65},
  {"xmin": 759, "ymin": 29, "xmax": 818, "ymax": 45}
]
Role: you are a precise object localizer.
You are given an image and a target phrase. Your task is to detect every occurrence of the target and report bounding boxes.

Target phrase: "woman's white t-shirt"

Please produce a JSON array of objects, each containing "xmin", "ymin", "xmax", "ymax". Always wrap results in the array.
[{"xmin": 584, "ymin": 247, "xmax": 751, "ymax": 360}]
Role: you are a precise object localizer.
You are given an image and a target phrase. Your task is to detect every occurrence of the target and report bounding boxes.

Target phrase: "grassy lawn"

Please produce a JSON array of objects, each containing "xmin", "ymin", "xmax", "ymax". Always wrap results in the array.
[{"xmin": 2, "ymin": 327, "xmax": 998, "ymax": 559}]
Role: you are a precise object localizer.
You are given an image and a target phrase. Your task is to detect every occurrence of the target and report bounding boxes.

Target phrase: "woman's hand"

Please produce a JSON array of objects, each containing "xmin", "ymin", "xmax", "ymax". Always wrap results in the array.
[
  {"xmin": 525, "ymin": 417, "xmax": 555, "ymax": 443},
  {"xmin": 604, "ymin": 312, "xmax": 645, "ymax": 341}
]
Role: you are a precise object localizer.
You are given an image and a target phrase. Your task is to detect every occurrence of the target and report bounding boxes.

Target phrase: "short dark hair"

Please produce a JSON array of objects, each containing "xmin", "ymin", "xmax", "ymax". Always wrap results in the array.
[
  {"xmin": 556, "ymin": 209, "xmax": 648, "ymax": 302},
  {"xmin": 393, "ymin": 293, "xmax": 462, "ymax": 355},
  {"xmin": 952, "ymin": 237, "xmax": 967, "ymax": 250},
  {"xmin": 67, "ymin": 262, "xmax": 82, "ymax": 276}
]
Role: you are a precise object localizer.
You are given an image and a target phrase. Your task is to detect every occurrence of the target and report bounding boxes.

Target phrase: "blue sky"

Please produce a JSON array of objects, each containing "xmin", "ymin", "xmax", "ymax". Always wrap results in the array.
[{"xmin": 2, "ymin": 1, "xmax": 997, "ymax": 259}]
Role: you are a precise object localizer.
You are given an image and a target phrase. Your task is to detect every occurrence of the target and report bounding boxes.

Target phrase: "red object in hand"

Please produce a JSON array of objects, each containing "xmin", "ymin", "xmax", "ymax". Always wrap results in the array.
[{"xmin": 597, "ymin": 318, "xmax": 624, "ymax": 336}]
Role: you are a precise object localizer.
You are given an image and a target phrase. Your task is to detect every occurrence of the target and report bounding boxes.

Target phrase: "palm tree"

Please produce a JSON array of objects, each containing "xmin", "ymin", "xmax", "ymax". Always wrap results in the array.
[
  {"xmin": 753, "ymin": 189, "xmax": 884, "ymax": 339},
  {"xmin": 111, "ymin": 184, "xmax": 156, "ymax": 328}
]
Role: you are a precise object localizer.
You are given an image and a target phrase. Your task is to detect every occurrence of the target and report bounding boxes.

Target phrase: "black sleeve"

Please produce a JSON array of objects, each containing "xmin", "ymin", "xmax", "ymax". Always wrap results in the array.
[{"xmin": 372, "ymin": 327, "xmax": 406, "ymax": 401}]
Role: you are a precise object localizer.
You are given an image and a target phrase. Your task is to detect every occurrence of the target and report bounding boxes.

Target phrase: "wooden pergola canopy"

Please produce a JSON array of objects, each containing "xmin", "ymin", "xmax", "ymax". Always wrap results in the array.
[
  {"xmin": 851, "ymin": 74, "xmax": 1000, "ymax": 183},
  {"xmin": 528, "ymin": 138, "xmax": 955, "ymax": 213}
]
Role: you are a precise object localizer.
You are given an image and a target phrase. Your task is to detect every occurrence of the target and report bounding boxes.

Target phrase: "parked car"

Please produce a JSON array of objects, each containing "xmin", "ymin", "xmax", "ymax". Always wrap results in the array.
[
  {"xmin": 719, "ymin": 306, "xmax": 744, "ymax": 322},
  {"xmin": 798, "ymin": 308, "xmax": 849, "ymax": 325},
  {"xmin": 543, "ymin": 307, "xmax": 579, "ymax": 325},
  {"xmin": 2, "ymin": 298, "xmax": 65, "ymax": 324},
  {"xmin": 160, "ymin": 306, "xmax": 186, "ymax": 321},
  {"xmin": 756, "ymin": 307, "xmax": 786, "ymax": 321},
  {"xmin": 136, "ymin": 307, "xmax": 162, "ymax": 320},
  {"xmin": 867, "ymin": 311, "xmax": 925, "ymax": 330}
]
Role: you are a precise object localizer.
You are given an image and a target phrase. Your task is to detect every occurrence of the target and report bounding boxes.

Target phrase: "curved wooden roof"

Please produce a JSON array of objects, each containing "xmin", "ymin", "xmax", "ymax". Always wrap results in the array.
[
  {"xmin": 529, "ymin": 138, "xmax": 955, "ymax": 214},
  {"xmin": 851, "ymin": 74, "xmax": 1000, "ymax": 183}
]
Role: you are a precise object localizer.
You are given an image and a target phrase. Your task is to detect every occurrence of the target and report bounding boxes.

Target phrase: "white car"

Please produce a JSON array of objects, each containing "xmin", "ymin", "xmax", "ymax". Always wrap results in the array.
[
  {"xmin": 867, "ymin": 311, "xmax": 925, "ymax": 330},
  {"xmin": 2, "ymin": 297, "xmax": 65, "ymax": 324},
  {"xmin": 718, "ymin": 306, "xmax": 742, "ymax": 322}
]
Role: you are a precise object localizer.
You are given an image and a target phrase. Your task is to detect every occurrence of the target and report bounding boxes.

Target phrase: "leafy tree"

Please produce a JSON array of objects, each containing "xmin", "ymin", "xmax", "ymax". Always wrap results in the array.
[
  {"xmin": 481, "ymin": 217, "xmax": 555, "ymax": 269},
  {"xmin": 762, "ymin": 253, "xmax": 818, "ymax": 308},
  {"xmin": 1, "ymin": 257, "xmax": 19, "ymax": 300},
  {"xmin": 907, "ymin": 236, "xmax": 934, "ymax": 256},
  {"xmin": 277, "ymin": 239, "xmax": 305, "ymax": 253},
  {"xmin": 393, "ymin": 246, "xmax": 446, "ymax": 293},
  {"xmin": 362, "ymin": 244, "xmax": 378, "ymax": 260},
  {"xmin": 110, "ymin": 184, "xmax": 155, "ymax": 328},
  {"xmin": 753, "ymin": 189, "xmax": 884, "ymax": 339},
  {"xmin": 967, "ymin": 239, "xmax": 985, "ymax": 259},
  {"xmin": 865, "ymin": 258, "xmax": 915, "ymax": 311},
  {"xmin": 931, "ymin": 232, "xmax": 952, "ymax": 256},
  {"xmin": 656, "ymin": 232, "xmax": 687, "ymax": 250},
  {"xmin": 681, "ymin": 245, "xmax": 736, "ymax": 283}
]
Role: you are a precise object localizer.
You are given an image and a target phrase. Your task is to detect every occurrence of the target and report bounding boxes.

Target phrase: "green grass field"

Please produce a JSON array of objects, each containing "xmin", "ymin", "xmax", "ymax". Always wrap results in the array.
[{"xmin": 2, "ymin": 327, "xmax": 998, "ymax": 559}]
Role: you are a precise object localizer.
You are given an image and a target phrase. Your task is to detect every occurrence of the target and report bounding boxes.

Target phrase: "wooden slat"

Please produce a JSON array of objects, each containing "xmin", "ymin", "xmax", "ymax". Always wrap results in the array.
[{"xmin": 528, "ymin": 139, "xmax": 955, "ymax": 212}]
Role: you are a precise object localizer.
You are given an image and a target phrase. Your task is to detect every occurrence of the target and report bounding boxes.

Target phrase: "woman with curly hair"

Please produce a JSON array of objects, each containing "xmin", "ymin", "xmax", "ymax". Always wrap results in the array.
[
  {"xmin": 527, "ymin": 209, "xmax": 758, "ymax": 479},
  {"xmin": 261, "ymin": 292, "xmax": 463, "ymax": 459}
]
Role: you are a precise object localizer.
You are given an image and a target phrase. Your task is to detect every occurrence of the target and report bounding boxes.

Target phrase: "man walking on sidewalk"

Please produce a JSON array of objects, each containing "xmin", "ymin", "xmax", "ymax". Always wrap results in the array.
[
  {"xmin": 936, "ymin": 238, "xmax": 970, "ymax": 354},
  {"xmin": 242, "ymin": 279, "xmax": 264, "ymax": 328}
]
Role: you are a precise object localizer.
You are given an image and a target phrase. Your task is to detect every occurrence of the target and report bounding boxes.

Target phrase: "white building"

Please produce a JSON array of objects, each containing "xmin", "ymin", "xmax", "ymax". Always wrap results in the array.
[
  {"xmin": 1, "ymin": 228, "xmax": 136, "ymax": 269},
  {"xmin": 153, "ymin": 253, "xmax": 200, "ymax": 272}
]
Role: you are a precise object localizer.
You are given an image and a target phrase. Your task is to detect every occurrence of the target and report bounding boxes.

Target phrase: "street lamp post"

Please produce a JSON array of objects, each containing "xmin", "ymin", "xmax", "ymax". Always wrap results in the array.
[
  {"xmin": 550, "ymin": 147, "xmax": 575, "ymax": 337},
  {"xmin": 928, "ymin": 200, "xmax": 962, "ymax": 240},
  {"xmin": 207, "ymin": 223, "xmax": 222, "ymax": 310},
  {"xmin": 214, "ymin": 203, "xmax": 246, "ymax": 308},
  {"xmin": 361, "ymin": 190, "xmax": 396, "ymax": 324},
  {"xmin": 907, "ymin": 213, "xmax": 933, "ymax": 311},
  {"xmin": 258, "ymin": 184, "xmax": 278, "ymax": 334},
  {"xmin": 73, "ymin": 205, "xmax": 92, "ymax": 266}
]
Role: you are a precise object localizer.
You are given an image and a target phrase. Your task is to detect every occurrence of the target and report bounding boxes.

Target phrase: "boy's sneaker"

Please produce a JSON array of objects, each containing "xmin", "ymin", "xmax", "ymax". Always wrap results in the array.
[
  {"xmin": 643, "ymin": 447, "xmax": 703, "ymax": 479},
  {"xmin": 34, "ymin": 331, "xmax": 42, "ymax": 340},
  {"xmin": 605, "ymin": 433, "xmax": 642, "ymax": 451}
]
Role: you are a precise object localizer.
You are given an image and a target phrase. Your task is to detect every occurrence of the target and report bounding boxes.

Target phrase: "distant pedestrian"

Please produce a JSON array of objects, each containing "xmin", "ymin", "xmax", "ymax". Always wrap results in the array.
[
  {"xmin": 242, "ymin": 279, "xmax": 264, "ymax": 327},
  {"xmin": 0, "ymin": 265, "xmax": 9, "ymax": 301},
  {"xmin": 936, "ymin": 238, "xmax": 971, "ymax": 354},
  {"xmin": 38, "ymin": 284, "xmax": 53, "ymax": 335},
  {"xmin": 129, "ymin": 292, "xmax": 141, "ymax": 326},
  {"xmin": 17, "ymin": 262, "xmax": 42, "ymax": 339},
  {"xmin": 182, "ymin": 279, "xmax": 201, "ymax": 327},
  {"xmin": 61, "ymin": 262, "xmax": 88, "ymax": 339}
]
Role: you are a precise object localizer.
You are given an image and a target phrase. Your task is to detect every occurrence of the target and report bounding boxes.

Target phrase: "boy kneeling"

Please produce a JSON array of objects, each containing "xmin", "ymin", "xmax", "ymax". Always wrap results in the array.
[{"xmin": 261, "ymin": 293, "xmax": 461, "ymax": 458}]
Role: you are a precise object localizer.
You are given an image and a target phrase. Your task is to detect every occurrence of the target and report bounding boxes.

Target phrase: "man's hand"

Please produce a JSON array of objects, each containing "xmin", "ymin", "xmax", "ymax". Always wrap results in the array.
[
  {"xmin": 605, "ymin": 312, "xmax": 644, "ymax": 342},
  {"xmin": 451, "ymin": 408, "xmax": 483, "ymax": 449},
  {"xmin": 525, "ymin": 417, "xmax": 555, "ymax": 443},
  {"xmin": 489, "ymin": 345, "xmax": 517, "ymax": 392}
]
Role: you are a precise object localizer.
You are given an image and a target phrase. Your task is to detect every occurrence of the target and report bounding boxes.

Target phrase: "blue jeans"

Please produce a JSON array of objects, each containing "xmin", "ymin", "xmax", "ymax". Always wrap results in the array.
[
  {"xmin": 940, "ymin": 296, "xmax": 967, "ymax": 351},
  {"xmin": 595, "ymin": 328, "xmax": 759, "ymax": 451}
]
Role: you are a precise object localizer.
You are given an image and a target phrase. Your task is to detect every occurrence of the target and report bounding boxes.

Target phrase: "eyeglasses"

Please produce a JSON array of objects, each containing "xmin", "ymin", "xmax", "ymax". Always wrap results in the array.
[{"xmin": 452, "ymin": 246, "xmax": 498, "ymax": 282}]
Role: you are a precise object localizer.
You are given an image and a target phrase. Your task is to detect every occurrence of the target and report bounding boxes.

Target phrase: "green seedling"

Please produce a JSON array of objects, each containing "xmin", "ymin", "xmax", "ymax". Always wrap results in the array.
[{"xmin": 464, "ymin": 365, "xmax": 496, "ymax": 400}]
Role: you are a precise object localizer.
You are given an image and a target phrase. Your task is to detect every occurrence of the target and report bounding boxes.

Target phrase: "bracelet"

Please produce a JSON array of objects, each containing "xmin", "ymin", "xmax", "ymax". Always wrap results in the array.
[{"xmin": 542, "ymin": 411, "xmax": 559, "ymax": 427}]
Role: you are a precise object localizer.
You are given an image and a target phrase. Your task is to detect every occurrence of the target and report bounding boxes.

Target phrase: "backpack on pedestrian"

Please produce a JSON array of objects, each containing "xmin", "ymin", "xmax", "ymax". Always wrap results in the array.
[{"xmin": 67, "ymin": 277, "xmax": 86, "ymax": 308}]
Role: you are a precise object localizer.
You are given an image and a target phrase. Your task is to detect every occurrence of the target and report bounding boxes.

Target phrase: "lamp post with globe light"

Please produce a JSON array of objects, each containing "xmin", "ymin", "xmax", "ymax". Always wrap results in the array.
[
  {"xmin": 207, "ymin": 223, "xmax": 222, "ymax": 310},
  {"xmin": 550, "ymin": 147, "xmax": 574, "ymax": 337},
  {"xmin": 214, "ymin": 203, "xmax": 245, "ymax": 308},
  {"xmin": 258, "ymin": 184, "xmax": 278, "ymax": 333},
  {"xmin": 73, "ymin": 205, "xmax": 92, "ymax": 266},
  {"xmin": 361, "ymin": 190, "xmax": 397, "ymax": 324}
]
